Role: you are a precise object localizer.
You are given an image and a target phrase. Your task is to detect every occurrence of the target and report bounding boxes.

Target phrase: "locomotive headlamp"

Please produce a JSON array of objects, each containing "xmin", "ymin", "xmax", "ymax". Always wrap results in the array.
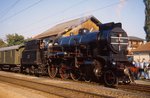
[
  {"xmin": 64, "ymin": 52, "xmax": 67, "ymax": 55},
  {"xmin": 112, "ymin": 61, "xmax": 116, "ymax": 66},
  {"xmin": 118, "ymin": 33, "xmax": 122, "ymax": 37}
]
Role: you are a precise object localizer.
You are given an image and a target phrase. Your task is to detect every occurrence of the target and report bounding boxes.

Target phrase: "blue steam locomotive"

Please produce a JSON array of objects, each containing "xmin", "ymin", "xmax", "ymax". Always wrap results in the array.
[
  {"xmin": 0, "ymin": 22, "xmax": 133, "ymax": 87},
  {"xmin": 44, "ymin": 22, "xmax": 131, "ymax": 87}
]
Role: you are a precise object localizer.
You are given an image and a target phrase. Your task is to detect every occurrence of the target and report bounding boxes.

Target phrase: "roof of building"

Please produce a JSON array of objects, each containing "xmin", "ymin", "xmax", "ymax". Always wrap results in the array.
[
  {"xmin": 33, "ymin": 15, "xmax": 100, "ymax": 39},
  {"xmin": 128, "ymin": 36, "xmax": 145, "ymax": 41},
  {"xmin": 132, "ymin": 42, "xmax": 150, "ymax": 52},
  {"xmin": 0, "ymin": 45, "xmax": 24, "ymax": 51}
]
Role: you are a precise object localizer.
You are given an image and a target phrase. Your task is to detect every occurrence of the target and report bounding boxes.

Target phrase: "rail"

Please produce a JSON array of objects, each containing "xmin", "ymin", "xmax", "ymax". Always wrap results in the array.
[
  {"xmin": 0, "ymin": 71, "xmax": 149, "ymax": 98},
  {"xmin": 118, "ymin": 83, "xmax": 150, "ymax": 94},
  {"xmin": 0, "ymin": 72, "xmax": 110, "ymax": 98}
]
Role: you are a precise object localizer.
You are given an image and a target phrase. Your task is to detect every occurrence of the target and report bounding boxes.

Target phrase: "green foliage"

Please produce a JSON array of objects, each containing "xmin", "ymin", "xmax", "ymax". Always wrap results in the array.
[
  {"xmin": 0, "ymin": 33, "xmax": 33, "ymax": 47},
  {"xmin": 6, "ymin": 33, "xmax": 25, "ymax": 46},
  {"xmin": 0, "ymin": 39, "xmax": 7, "ymax": 47},
  {"xmin": 25, "ymin": 37, "xmax": 32, "ymax": 42}
]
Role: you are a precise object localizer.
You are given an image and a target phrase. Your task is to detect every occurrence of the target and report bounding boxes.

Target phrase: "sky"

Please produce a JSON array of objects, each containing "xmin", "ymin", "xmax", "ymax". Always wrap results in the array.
[{"xmin": 0, "ymin": 0, "xmax": 146, "ymax": 41}]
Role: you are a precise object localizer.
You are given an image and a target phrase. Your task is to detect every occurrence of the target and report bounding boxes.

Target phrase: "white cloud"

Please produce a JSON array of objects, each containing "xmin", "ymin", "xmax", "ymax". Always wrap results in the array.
[{"xmin": 116, "ymin": 0, "xmax": 126, "ymax": 17}]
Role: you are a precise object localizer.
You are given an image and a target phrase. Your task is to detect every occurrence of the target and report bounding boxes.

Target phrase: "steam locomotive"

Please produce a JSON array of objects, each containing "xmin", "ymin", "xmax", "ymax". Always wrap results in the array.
[{"xmin": 0, "ymin": 22, "xmax": 132, "ymax": 87}]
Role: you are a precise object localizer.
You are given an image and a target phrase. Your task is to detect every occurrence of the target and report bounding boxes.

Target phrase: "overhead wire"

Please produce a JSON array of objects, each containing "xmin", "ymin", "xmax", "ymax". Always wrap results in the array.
[
  {"xmin": 15, "ymin": 0, "xmax": 88, "ymax": 32},
  {"xmin": 61, "ymin": 0, "xmax": 129, "ymax": 21},
  {"xmin": 8, "ymin": 0, "xmax": 89, "ymax": 38},
  {"xmin": 0, "ymin": 0, "xmax": 20, "ymax": 19},
  {"xmin": 24, "ymin": 0, "xmax": 129, "ymax": 36},
  {"xmin": 0, "ymin": 0, "xmax": 43, "ymax": 23},
  {"xmin": 0, "ymin": 0, "xmax": 43, "ymax": 40},
  {"xmin": 0, "ymin": 0, "xmax": 87, "ymax": 40},
  {"xmin": 1, "ymin": 0, "xmax": 129, "ymax": 39}
]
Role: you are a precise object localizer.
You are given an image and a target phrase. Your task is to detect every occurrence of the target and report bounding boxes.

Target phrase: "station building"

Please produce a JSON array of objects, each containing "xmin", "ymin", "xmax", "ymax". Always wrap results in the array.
[
  {"xmin": 132, "ymin": 42, "xmax": 150, "ymax": 62},
  {"xmin": 33, "ymin": 15, "xmax": 101, "ymax": 40},
  {"xmin": 127, "ymin": 36, "xmax": 144, "ymax": 61}
]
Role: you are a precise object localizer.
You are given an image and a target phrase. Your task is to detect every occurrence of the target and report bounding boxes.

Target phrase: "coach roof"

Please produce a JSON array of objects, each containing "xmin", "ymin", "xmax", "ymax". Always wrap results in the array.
[{"xmin": 0, "ymin": 45, "xmax": 24, "ymax": 51}]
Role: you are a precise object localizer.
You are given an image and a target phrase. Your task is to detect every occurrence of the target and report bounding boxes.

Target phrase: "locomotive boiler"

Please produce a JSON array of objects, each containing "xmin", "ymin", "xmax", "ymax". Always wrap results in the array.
[{"xmin": 47, "ymin": 22, "xmax": 130, "ymax": 87}]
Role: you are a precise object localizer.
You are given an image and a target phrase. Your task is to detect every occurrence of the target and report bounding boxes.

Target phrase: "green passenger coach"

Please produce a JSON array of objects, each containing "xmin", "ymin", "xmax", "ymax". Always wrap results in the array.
[{"xmin": 0, "ymin": 45, "xmax": 24, "ymax": 70}]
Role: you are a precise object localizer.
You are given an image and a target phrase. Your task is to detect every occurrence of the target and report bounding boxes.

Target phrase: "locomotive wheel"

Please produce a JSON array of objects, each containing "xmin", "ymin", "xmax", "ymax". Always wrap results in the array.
[
  {"xmin": 34, "ymin": 68, "xmax": 39, "ymax": 77},
  {"xmin": 25, "ymin": 67, "xmax": 30, "ymax": 74},
  {"xmin": 70, "ymin": 68, "xmax": 81, "ymax": 81},
  {"xmin": 48, "ymin": 64, "xmax": 58, "ymax": 78},
  {"xmin": 8, "ymin": 66, "xmax": 11, "ymax": 71},
  {"xmin": 20, "ymin": 66, "xmax": 25, "ymax": 73},
  {"xmin": 29, "ymin": 66, "xmax": 35, "ymax": 75},
  {"xmin": 104, "ymin": 70, "xmax": 118, "ymax": 87},
  {"xmin": 83, "ymin": 73, "xmax": 91, "ymax": 82},
  {"xmin": 1, "ymin": 66, "xmax": 4, "ymax": 71},
  {"xmin": 122, "ymin": 76, "xmax": 131, "ymax": 84},
  {"xmin": 59, "ymin": 63, "xmax": 70, "ymax": 79},
  {"xmin": 93, "ymin": 60, "xmax": 102, "ymax": 78}
]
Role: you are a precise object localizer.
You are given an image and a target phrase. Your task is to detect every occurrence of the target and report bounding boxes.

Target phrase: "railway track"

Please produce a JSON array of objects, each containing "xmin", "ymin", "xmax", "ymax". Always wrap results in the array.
[
  {"xmin": 0, "ymin": 71, "xmax": 150, "ymax": 98},
  {"xmin": 0, "ymin": 72, "xmax": 111, "ymax": 98},
  {"xmin": 118, "ymin": 83, "xmax": 150, "ymax": 94}
]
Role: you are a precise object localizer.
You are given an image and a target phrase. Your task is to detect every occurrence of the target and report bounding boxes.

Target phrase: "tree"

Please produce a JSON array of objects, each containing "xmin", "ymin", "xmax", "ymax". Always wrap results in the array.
[
  {"xmin": 25, "ymin": 37, "xmax": 32, "ymax": 42},
  {"xmin": 6, "ymin": 33, "xmax": 25, "ymax": 46},
  {"xmin": 0, "ymin": 39, "xmax": 6, "ymax": 47}
]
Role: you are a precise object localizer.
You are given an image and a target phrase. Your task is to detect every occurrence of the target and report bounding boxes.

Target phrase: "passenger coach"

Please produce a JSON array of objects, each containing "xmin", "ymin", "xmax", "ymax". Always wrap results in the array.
[{"xmin": 0, "ymin": 45, "xmax": 24, "ymax": 71}]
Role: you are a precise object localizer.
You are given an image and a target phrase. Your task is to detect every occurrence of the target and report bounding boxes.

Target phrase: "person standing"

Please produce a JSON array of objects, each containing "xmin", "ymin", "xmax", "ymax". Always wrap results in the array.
[
  {"xmin": 135, "ymin": 59, "xmax": 140, "ymax": 79},
  {"xmin": 132, "ymin": 60, "xmax": 139, "ymax": 80},
  {"xmin": 138, "ymin": 58, "xmax": 145, "ymax": 79},
  {"xmin": 144, "ymin": 63, "xmax": 149, "ymax": 79},
  {"xmin": 147, "ymin": 64, "xmax": 150, "ymax": 79}
]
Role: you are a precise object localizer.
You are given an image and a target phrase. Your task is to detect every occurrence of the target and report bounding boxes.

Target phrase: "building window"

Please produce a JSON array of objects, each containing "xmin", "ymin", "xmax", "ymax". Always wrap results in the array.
[{"xmin": 133, "ymin": 41, "xmax": 136, "ymax": 45}]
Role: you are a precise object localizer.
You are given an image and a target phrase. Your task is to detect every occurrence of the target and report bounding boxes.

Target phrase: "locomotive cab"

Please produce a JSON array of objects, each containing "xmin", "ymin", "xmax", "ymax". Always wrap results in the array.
[
  {"xmin": 22, "ymin": 39, "xmax": 42, "ymax": 65},
  {"xmin": 21, "ymin": 39, "xmax": 48, "ymax": 75}
]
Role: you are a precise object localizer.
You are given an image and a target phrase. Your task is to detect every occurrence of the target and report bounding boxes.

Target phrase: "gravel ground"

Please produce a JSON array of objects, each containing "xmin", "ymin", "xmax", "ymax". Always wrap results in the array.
[
  {"xmin": 135, "ymin": 80, "xmax": 150, "ymax": 85},
  {"xmin": 0, "ymin": 71, "xmax": 150, "ymax": 98},
  {"xmin": 0, "ymin": 81, "xmax": 62, "ymax": 98}
]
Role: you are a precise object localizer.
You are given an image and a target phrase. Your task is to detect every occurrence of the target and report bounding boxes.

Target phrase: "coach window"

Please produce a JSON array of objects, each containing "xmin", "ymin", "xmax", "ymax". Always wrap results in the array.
[{"xmin": 10, "ymin": 51, "xmax": 12, "ymax": 58}]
